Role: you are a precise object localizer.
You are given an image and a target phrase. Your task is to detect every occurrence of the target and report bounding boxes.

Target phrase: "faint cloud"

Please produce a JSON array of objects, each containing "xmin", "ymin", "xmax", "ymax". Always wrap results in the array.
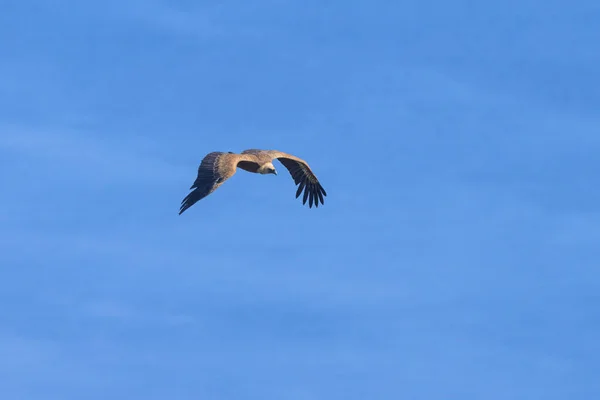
[
  {"xmin": 0, "ymin": 333, "xmax": 102, "ymax": 387},
  {"xmin": 111, "ymin": 0, "xmax": 268, "ymax": 39},
  {"xmin": 84, "ymin": 300, "xmax": 137, "ymax": 320},
  {"xmin": 130, "ymin": 2, "xmax": 224, "ymax": 38},
  {"xmin": 550, "ymin": 212, "xmax": 600, "ymax": 246},
  {"xmin": 81, "ymin": 299, "xmax": 197, "ymax": 327},
  {"xmin": 0, "ymin": 124, "xmax": 188, "ymax": 184}
]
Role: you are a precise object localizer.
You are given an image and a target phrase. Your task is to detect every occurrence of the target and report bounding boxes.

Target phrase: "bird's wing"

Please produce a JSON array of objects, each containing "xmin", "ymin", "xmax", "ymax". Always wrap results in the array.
[
  {"xmin": 240, "ymin": 149, "xmax": 266, "ymax": 156},
  {"xmin": 265, "ymin": 150, "xmax": 327, "ymax": 208},
  {"xmin": 179, "ymin": 152, "xmax": 259, "ymax": 214}
]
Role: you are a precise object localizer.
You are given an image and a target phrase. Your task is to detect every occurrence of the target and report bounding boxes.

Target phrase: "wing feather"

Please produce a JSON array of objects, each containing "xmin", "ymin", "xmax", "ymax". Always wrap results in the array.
[
  {"xmin": 295, "ymin": 180, "xmax": 306, "ymax": 198},
  {"xmin": 267, "ymin": 151, "xmax": 326, "ymax": 208},
  {"xmin": 179, "ymin": 152, "xmax": 238, "ymax": 214}
]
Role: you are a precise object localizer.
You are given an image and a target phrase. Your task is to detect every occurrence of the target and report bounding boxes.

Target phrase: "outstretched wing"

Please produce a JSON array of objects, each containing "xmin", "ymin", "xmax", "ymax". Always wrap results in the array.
[
  {"xmin": 267, "ymin": 150, "xmax": 327, "ymax": 208},
  {"xmin": 179, "ymin": 152, "xmax": 248, "ymax": 214}
]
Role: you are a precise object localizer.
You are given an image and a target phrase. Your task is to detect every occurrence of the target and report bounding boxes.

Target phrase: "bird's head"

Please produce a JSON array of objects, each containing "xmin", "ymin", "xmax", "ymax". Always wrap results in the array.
[{"xmin": 260, "ymin": 162, "xmax": 277, "ymax": 175}]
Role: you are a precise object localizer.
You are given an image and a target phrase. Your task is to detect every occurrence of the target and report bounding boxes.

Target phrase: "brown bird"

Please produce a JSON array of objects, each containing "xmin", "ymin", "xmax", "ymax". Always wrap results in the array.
[{"xmin": 179, "ymin": 149, "xmax": 327, "ymax": 214}]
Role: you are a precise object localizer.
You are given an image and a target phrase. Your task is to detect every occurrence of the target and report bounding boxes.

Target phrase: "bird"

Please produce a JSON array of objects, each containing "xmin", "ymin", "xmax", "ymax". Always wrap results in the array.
[{"xmin": 179, "ymin": 149, "xmax": 327, "ymax": 214}]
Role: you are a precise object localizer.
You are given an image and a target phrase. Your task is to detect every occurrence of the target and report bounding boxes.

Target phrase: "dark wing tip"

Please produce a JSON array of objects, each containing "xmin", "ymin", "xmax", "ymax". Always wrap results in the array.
[
  {"xmin": 296, "ymin": 179, "xmax": 326, "ymax": 209},
  {"xmin": 179, "ymin": 183, "xmax": 215, "ymax": 215},
  {"xmin": 276, "ymin": 157, "xmax": 326, "ymax": 208},
  {"xmin": 179, "ymin": 190, "xmax": 198, "ymax": 215},
  {"xmin": 181, "ymin": 152, "xmax": 227, "ymax": 214}
]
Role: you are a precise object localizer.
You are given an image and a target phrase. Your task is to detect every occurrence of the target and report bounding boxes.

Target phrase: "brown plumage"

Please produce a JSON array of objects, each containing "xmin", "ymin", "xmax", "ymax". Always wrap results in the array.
[{"xmin": 179, "ymin": 149, "xmax": 327, "ymax": 214}]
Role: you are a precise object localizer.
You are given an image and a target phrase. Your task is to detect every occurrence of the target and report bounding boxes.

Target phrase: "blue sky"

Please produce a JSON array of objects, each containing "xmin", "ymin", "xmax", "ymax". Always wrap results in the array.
[{"xmin": 1, "ymin": 0, "xmax": 599, "ymax": 398}]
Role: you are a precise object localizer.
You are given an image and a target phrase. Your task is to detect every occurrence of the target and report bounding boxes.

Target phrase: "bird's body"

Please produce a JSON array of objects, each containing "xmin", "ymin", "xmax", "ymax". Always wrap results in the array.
[{"xmin": 179, "ymin": 149, "xmax": 326, "ymax": 214}]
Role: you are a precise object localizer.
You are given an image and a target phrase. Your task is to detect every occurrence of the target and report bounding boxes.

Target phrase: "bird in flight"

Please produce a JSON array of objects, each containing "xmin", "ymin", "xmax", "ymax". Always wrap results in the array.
[{"xmin": 179, "ymin": 149, "xmax": 327, "ymax": 214}]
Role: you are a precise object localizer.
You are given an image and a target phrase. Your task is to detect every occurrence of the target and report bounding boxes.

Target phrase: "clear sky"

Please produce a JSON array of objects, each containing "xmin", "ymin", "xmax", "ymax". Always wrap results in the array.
[{"xmin": 1, "ymin": 1, "xmax": 599, "ymax": 399}]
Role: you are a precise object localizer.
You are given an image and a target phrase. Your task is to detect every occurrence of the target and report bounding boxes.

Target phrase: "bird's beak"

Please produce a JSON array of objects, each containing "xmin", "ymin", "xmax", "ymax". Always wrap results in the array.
[{"xmin": 273, "ymin": 170, "xmax": 278, "ymax": 175}]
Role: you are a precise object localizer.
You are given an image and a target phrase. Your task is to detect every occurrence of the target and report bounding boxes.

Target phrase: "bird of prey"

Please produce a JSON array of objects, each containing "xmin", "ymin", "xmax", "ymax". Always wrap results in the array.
[{"xmin": 179, "ymin": 149, "xmax": 327, "ymax": 214}]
